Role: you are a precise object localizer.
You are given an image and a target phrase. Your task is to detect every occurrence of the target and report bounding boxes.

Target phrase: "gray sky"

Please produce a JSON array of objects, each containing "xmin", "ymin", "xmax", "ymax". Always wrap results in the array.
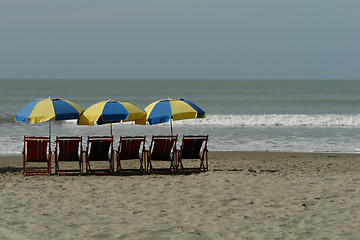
[{"xmin": 0, "ymin": 0, "xmax": 359, "ymax": 79}]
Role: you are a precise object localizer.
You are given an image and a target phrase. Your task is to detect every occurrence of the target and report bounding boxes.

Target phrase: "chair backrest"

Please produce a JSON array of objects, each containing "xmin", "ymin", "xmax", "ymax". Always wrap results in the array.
[
  {"xmin": 118, "ymin": 136, "xmax": 146, "ymax": 160},
  {"xmin": 181, "ymin": 135, "xmax": 208, "ymax": 159},
  {"xmin": 150, "ymin": 135, "xmax": 177, "ymax": 161},
  {"xmin": 24, "ymin": 136, "xmax": 50, "ymax": 162},
  {"xmin": 56, "ymin": 136, "xmax": 82, "ymax": 161},
  {"xmin": 88, "ymin": 136, "xmax": 113, "ymax": 161}
]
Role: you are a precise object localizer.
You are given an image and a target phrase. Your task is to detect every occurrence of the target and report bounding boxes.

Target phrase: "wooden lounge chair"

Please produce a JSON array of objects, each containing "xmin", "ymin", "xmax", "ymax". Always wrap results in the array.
[
  {"xmin": 177, "ymin": 135, "xmax": 209, "ymax": 173},
  {"xmin": 116, "ymin": 136, "xmax": 146, "ymax": 174},
  {"xmin": 85, "ymin": 136, "xmax": 114, "ymax": 175},
  {"xmin": 22, "ymin": 136, "xmax": 51, "ymax": 176},
  {"xmin": 146, "ymin": 135, "xmax": 178, "ymax": 174},
  {"xmin": 54, "ymin": 136, "xmax": 83, "ymax": 175}
]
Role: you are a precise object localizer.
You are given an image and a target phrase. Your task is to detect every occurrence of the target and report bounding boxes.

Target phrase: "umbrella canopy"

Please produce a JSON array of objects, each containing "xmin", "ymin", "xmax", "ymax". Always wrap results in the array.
[
  {"xmin": 144, "ymin": 98, "xmax": 205, "ymax": 134},
  {"xmin": 78, "ymin": 100, "xmax": 146, "ymax": 135},
  {"xmin": 14, "ymin": 98, "xmax": 85, "ymax": 137}
]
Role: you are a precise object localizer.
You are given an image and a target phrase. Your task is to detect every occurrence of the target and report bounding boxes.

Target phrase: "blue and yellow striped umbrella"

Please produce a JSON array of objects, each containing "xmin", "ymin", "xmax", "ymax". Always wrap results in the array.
[
  {"xmin": 15, "ymin": 98, "xmax": 85, "ymax": 138},
  {"xmin": 144, "ymin": 98, "xmax": 205, "ymax": 134},
  {"xmin": 78, "ymin": 100, "xmax": 146, "ymax": 135},
  {"xmin": 15, "ymin": 98, "xmax": 84, "ymax": 123}
]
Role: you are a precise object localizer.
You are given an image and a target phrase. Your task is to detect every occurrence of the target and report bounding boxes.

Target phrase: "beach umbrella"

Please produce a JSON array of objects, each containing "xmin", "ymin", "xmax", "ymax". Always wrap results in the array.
[
  {"xmin": 77, "ymin": 100, "xmax": 146, "ymax": 135},
  {"xmin": 144, "ymin": 98, "xmax": 205, "ymax": 135},
  {"xmin": 14, "ymin": 98, "xmax": 85, "ymax": 139}
]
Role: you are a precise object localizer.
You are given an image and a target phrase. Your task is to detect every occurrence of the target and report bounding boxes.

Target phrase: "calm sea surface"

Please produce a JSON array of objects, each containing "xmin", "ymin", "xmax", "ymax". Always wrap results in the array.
[{"xmin": 1, "ymin": 79, "xmax": 360, "ymax": 155}]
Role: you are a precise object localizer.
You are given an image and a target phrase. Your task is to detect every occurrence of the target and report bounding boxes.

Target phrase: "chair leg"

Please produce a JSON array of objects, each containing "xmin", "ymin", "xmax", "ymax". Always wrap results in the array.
[
  {"xmin": 118, "ymin": 159, "xmax": 122, "ymax": 172},
  {"xmin": 199, "ymin": 158, "xmax": 205, "ymax": 171},
  {"xmin": 86, "ymin": 160, "xmax": 90, "ymax": 173},
  {"xmin": 23, "ymin": 155, "xmax": 25, "ymax": 175},
  {"xmin": 139, "ymin": 159, "xmax": 143, "ymax": 172},
  {"xmin": 147, "ymin": 159, "xmax": 153, "ymax": 172},
  {"xmin": 142, "ymin": 152, "xmax": 146, "ymax": 172},
  {"xmin": 205, "ymin": 151, "xmax": 208, "ymax": 171},
  {"xmin": 178, "ymin": 159, "xmax": 184, "ymax": 171},
  {"xmin": 170, "ymin": 159, "xmax": 176, "ymax": 173}
]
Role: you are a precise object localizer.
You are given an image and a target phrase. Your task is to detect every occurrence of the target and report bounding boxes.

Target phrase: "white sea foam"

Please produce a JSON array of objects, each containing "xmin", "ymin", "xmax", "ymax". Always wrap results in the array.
[
  {"xmin": 63, "ymin": 114, "xmax": 360, "ymax": 127},
  {"xmin": 176, "ymin": 114, "xmax": 360, "ymax": 127}
]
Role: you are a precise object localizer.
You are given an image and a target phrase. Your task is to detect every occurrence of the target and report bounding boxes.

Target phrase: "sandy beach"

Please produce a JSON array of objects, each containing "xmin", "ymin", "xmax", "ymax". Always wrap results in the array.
[{"xmin": 1, "ymin": 151, "xmax": 360, "ymax": 239}]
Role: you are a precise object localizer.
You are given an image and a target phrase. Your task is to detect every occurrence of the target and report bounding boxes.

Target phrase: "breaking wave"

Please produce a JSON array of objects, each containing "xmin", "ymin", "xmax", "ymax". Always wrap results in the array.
[
  {"xmin": 177, "ymin": 114, "xmax": 360, "ymax": 127},
  {"xmin": 8, "ymin": 114, "xmax": 360, "ymax": 128}
]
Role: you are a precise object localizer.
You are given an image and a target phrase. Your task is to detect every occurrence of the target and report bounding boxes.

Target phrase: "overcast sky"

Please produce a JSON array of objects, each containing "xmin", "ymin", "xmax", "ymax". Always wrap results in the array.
[{"xmin": 0, "ymin": 0, "xmax": 359, "ymax": 80}]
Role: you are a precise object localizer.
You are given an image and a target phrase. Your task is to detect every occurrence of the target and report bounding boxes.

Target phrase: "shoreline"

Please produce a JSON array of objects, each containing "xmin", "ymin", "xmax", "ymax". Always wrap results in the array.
[
  {"xmin": 3, "ymin": 150, "xmax": 360, "ymax": 156},
  {"xmin": 1, "ymin": 151, "xmax": 360, "ymax": 175}
]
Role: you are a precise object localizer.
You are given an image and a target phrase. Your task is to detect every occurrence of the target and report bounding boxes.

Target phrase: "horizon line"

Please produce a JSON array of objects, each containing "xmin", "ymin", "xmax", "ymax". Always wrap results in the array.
[{"xmin": 1, "ymin": 78, "xmax": 360, "ymax": 81}]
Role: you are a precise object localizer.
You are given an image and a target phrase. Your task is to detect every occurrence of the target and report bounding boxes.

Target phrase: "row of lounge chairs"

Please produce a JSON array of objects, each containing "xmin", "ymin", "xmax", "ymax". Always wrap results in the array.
[{"xmin": 22, "ymin": 135, "xmax": 209, "ymax": 176}]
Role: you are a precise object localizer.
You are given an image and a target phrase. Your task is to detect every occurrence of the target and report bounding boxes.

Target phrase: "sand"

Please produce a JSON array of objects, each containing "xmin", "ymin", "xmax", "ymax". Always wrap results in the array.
[{"xmin": 1, "ymin": 152, "xmax": 360, "ymax": 239}]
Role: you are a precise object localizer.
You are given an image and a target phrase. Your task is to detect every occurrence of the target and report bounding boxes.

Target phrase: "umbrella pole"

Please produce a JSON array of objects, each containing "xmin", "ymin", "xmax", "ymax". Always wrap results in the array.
[
  {"xmin": 49, "ymin": 120, "xmax": 52, "ymax": 156},
  {"xmin": 110, "ymin": 122, "xmax": 113, "ymax": 136},
  {"xmin": 170, "ymin": 118, "xmax": 173, "ymax": 135}
]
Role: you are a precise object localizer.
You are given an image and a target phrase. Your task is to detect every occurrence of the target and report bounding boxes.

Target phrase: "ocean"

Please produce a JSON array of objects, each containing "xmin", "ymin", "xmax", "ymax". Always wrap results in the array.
[{"xmin": 1, "ymin": 79, "xmax": 360, "ymax": 155}]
